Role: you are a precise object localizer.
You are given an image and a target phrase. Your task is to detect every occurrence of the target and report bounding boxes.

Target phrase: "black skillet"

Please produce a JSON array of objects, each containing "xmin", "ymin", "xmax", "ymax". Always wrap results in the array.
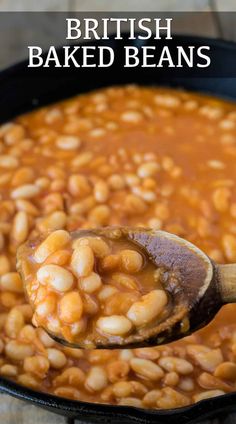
[{"xmin": 1, "ymin": 34, "xmax": 236, "ymax": 423}]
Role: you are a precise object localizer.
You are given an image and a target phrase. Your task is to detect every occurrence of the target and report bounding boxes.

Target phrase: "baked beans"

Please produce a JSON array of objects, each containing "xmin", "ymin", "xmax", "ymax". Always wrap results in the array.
[
  {"xmin": 18, "ymin": 229, "xmax": 170, "ymax": 347},
  {"xmin": 0, "ymin": 85, "xmax": 236, "ymax": 408}
]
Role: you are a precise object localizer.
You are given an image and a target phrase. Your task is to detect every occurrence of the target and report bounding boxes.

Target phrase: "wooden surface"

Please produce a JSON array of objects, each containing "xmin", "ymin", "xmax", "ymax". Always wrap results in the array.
[
  {"xmin": 0, "ymin": 0, "xmax": 235, "ymax": 11},
  {"xmin": 0, "ymin": 1, "xmax": 235, "ymax": 423},
  {"xmin": 0, "ymin": 395, "xmax": 66, "ymax": 424}
]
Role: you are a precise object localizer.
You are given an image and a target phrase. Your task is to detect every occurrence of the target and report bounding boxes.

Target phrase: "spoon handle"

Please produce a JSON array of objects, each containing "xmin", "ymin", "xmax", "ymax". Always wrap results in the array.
[{"xmin": 217, "ymin": 264, "xmax": 236, "ymax": 303}]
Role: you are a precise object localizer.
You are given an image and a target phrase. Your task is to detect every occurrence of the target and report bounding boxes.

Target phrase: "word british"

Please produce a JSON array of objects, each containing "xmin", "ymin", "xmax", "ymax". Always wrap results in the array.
[{"xmin": 28, "ymin": 17, "xmax": 211, "ymax": 68}]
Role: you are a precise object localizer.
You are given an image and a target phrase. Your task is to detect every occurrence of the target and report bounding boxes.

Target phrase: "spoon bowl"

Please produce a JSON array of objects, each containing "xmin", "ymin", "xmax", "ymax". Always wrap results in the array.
[{"xmin": 17, "ymin": 227, "xmax": 229, "ymax": 349}]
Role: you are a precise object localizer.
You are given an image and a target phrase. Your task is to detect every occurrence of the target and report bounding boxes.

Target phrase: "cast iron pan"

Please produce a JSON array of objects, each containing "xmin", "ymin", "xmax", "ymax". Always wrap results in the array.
[{"xmin": 1, "ymin": 34, "xmax": 236, "ymax": 423}]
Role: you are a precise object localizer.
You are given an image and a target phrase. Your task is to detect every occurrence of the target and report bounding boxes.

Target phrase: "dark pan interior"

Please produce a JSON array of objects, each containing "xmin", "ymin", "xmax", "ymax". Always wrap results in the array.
[{"xmin": 1, "ymin": 34, "xmax": 236, "ymax": 423}]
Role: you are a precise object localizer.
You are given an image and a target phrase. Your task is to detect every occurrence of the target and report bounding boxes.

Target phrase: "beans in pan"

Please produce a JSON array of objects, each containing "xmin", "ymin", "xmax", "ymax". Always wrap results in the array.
[{"xmin": 0, "ymin": 85, "xmax": 236, "ymax": 408}]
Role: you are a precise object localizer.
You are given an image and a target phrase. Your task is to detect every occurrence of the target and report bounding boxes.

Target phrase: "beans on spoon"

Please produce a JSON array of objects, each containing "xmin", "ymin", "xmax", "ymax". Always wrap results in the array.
[{"xmin": 17, "ymin": 227, "xmax": 231, "ymax": 349}]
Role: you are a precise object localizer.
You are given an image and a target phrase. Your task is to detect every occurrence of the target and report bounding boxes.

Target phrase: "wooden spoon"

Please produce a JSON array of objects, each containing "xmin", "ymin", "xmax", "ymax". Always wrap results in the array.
[{"xmin": 17, "ymin": 227, "xmax": 235, "ymax": 349}]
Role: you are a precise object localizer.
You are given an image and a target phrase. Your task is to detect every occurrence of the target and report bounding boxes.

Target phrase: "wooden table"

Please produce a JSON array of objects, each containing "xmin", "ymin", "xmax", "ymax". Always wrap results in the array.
[{"xmin": 0, "ymin": 1, "xmax": 235, "ymax": 422}]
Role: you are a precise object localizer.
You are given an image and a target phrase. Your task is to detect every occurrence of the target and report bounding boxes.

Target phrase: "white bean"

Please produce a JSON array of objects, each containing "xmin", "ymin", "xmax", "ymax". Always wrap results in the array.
[
  {"xmin": 37, "ymin": 264, "xmax": 74, "ymax": 292},
  {"xmin": 96, "ymin": 315, "xmax": 132, "ymax": 336},
  {"xmin": 127, "ymin": 290, "xmax": 167, "ymax": 327}
]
